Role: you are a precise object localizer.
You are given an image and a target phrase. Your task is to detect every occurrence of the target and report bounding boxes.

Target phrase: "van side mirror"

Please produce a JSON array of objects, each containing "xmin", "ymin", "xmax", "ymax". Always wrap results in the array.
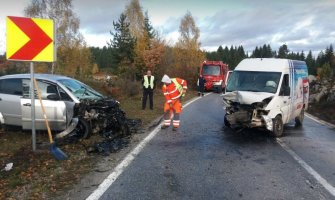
[
  {"xmin": 47, "ymin": 94, "xmax": 60, "ymax": 101},
  {"xmin": 280, "ymin": 86, "xmax": 290, "ymax": 96}
]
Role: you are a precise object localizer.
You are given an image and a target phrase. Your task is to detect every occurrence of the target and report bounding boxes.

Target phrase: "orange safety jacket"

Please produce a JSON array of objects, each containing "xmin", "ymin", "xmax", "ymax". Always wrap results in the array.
[{"xmin": 162, "ymin": 78, "xmax": 187, "ymax": 104}]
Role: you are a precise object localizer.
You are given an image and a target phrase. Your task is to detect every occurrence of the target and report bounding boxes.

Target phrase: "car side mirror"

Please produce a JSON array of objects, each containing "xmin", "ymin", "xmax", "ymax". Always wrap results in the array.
[{"xmin": 47, "ymin": 94, "xmax": 60, "ymax": 101}]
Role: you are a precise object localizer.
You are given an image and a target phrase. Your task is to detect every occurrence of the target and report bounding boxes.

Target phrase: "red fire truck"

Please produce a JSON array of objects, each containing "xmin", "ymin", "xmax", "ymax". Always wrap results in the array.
[{"xmin": 200, "ymin": 61, "xmax": 229, "ymax": 93}]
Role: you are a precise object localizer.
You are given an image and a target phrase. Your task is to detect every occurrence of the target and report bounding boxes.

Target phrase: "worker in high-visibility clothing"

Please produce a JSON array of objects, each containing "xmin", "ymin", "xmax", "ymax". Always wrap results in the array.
[
  {"xmin": 161, "ymin": 74, "xmax": 187, "ymax": 131},
  {"xmin": 142, "ymin": 70, "xmax": 155, "ymax": 110}
]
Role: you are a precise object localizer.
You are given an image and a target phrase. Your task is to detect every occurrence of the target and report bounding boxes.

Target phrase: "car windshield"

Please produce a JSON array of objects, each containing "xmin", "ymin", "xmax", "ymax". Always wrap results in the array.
[
  {"xmin": 226, "ymin": 71, "xmax": 281, "ymax": 93},
  {"xmin": 202, "ymin": 65, "xmax": 221, "ymax": 76},
  {"xmin": 58, "ymin": 79, "xmax": 103, "ymax": 100}
]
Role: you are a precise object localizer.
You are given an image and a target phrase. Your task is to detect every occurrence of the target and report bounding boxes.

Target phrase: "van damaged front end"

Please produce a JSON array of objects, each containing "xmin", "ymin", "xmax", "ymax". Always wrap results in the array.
[{"xmin": 223, "ymin": 91, "xmax": 273, "ymax": 131}]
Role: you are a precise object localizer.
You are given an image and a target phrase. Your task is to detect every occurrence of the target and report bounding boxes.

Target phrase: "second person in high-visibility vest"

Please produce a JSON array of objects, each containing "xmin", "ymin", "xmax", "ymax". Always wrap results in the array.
[
  {"xmin": 142, "ymin": 70, "xmax": 155, "ymax": 110},
  {"xmin": 161, "ymin": 74, "xmax": 187, "ymax": 131}
]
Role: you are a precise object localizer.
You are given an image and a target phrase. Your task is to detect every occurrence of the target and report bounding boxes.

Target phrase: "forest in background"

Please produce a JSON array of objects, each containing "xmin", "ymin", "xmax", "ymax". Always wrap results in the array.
[{"xmin": 0, "ymin": 0, "xmax": 334, "ymax": 90}]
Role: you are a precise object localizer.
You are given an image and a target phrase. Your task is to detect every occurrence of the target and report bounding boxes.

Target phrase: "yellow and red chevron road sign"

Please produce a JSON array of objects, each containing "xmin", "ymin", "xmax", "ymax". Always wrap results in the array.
[{"xmin": 6, "ymin": 16, "xmax": 55, "ymax": 62}]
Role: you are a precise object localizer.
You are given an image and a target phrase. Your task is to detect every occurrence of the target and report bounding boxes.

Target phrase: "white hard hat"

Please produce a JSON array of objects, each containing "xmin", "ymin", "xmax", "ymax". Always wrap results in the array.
[{"xmin": 161, "ymin": 74, "xmax": 171, "ymax": 83}]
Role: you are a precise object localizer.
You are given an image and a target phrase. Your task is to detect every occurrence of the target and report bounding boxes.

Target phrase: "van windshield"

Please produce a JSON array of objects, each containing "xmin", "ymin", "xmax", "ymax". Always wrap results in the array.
[
  {"xmin": 226, "ymin": 71, "xmax": 281, "ymax": 93},
  {"xmin": 58, "ymin": 79, "xmax": 103, "ymax": 100},
  {"xmin": 202, "ymin": 65, "xmax": 221, "ymax": 76}
]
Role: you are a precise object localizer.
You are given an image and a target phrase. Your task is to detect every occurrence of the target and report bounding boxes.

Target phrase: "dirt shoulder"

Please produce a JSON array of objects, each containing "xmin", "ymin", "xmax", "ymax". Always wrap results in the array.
[{"xmin": 307, "ymin": 102, "xmax": 335, "ymax": 125}]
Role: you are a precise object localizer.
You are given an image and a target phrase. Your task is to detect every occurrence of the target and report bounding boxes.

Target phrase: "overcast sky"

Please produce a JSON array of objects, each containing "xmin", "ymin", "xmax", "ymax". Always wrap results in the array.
[{"xmin": 1, "ymin": 0, "xmax": 334, "ymax": 56}]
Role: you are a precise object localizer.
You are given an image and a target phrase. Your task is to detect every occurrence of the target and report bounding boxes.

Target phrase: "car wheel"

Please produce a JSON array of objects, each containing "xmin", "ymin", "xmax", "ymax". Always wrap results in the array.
[
  {"xmin": 76, "ymin": 118, "xmax": 91, "ymax": 139},
  {"xmin": 272, "ymin": 115, "xmax": 283, "ymax": 137},
  {"xmin": 295, "ymin": 109, "xmax": 304, "ymax": 127}
]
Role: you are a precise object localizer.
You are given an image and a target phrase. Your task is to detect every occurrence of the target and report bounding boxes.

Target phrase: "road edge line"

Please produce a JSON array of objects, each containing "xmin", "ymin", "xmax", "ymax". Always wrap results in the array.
[
  {"xmin": 305, "ymin": 113, "xmax": 335, "ymax": 129},
  {"xmin": 86, "ymin": 95, "xmax": 204, "ymax": 200},
  {"xmin": 276, "ymin": 138, "xmax": 335, "ymax": 197}
]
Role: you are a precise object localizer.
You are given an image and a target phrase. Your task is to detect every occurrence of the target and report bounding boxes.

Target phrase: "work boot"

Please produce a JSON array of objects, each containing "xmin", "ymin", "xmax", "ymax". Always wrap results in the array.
[
  {"xmin": 161, "ymin": 125, "xmax": 169, "ymax": 129},
  {"xmin": 172, "ymin": 127, "xmax": 178, "ymax": 131}
]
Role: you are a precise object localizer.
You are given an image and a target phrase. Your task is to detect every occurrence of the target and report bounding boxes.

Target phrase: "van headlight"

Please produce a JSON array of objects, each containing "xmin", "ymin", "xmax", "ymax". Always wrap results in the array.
[{"xmin": 262, "ymin": 115, "xmax": 273, "ymax": 131}]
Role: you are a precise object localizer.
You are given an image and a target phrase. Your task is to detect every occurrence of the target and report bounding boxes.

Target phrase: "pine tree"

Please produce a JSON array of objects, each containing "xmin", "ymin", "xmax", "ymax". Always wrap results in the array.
[
  {"xmin": 305, "ymin": 50, "xmax": 316, "ymax": 75},
  {"xmin": 217, "ymin": 45, "xmax": 224, "ymax": 61},
  {"xmin": 252, "ymin": 46, "xmax": 260, "ymax": 58},
  {"xmin": 267, "ymin": 44, "xmax": 274, "ymax": 58},
  {"xmin": 316, "ymin": 51, "xmax": 326, "ymax": 70},
  {"xmin": 144, "ymin": 11, "xmax": 155, "ymax": 40},
  {"xmin": 325, "ymin": 44, "xmax": 333, "ymax": 62},
  {"xmin": 300, "ymin": 51, "xmax": 305, "ymax": 60},
  {"xmin": 277, "ymin": 44, "xmax": 289, "ymax": 58},
  {"xmin": 109, "ymin": 13, "xmax": 136, "ymax": 65},
  {"xmin": 223, "ymin": 46, "xmax": 229, "ymax": 63}
]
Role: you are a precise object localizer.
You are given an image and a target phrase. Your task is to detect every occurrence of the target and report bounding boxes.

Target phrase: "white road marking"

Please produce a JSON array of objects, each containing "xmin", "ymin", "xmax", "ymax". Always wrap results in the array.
[
  {"xmin": 86, "ymin": 95, "xmax": 204, "ymax": 200},
  {"xmin": 305, "ymin": 113, "xmax": 335, "ymax": 129},
  {"xmin": 276, "ymin": 138, "xmax": 335, "ymax": 197}
]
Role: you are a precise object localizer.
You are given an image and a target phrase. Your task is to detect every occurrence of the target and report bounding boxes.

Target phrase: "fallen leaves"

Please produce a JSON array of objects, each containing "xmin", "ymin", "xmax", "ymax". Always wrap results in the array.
[{"xmin": 0, "ymin": 139, "xmax": 96, "ymax": 199}]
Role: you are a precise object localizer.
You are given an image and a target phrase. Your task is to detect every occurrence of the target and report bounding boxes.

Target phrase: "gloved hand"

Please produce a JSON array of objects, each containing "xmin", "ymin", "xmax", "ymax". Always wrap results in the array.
[
  {"xmin": 169, "ymin": 103, "xmax": 173, "ymax": 108},
  {"xmin": 182, "ymin": 89, "xmax": 186, "ymax": 97}
]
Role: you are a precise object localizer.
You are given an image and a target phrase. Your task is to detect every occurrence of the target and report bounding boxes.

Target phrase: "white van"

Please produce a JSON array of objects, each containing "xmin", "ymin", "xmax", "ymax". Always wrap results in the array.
[{"xmin": 223, "ymin": 58, "xmax": 309, "ymax": 137}]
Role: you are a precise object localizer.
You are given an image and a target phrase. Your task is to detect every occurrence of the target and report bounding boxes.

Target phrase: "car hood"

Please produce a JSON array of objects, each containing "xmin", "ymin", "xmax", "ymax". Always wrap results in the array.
[{"xmin": 223, "ymin": 91, "xmax": 274, "ymax": 105}]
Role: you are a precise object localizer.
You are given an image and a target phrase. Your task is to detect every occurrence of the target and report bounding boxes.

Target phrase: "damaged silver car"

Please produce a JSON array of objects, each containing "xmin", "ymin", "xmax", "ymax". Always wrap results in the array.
[{"xmin": 0, "ymin": 74, "xmax": 128, "ymax": 139}]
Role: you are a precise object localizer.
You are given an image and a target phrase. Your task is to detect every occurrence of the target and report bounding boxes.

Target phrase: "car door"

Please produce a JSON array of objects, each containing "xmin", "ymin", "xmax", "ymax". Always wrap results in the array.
[
  {"xmin": 0, "ymin": 78, "xmax": 23, "ymax": 126},
  {"xmin": 21, "ymin": 79, "xmax": 67, "ymax": 131}
]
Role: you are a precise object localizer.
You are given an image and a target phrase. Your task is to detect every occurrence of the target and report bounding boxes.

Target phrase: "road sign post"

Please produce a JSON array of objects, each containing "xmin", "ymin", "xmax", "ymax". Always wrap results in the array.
[
  {"xmin": 30, "ymin": 62, "xmax": 36, "ymax": 151},
  {"xmin": 6, "ymin": 16, "xmax": 55, "ymax": 151}
]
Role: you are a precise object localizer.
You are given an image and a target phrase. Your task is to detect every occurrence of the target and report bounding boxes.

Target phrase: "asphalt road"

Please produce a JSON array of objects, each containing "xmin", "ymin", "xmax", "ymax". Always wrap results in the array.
[{"xmin": 91, "ymin": 93, "xmax": 335, "ymax": 200}]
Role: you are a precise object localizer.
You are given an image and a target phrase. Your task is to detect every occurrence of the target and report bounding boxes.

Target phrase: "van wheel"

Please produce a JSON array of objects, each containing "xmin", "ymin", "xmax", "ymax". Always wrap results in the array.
[
  {"xmin": 272, "ymin": 115, "xmax": 283, "ymax": 137},
  {"xmin": 224, "ymin": 114, "xmax": 230, "ymax": 127},
  {"xmin": 295, "ymin": 109, "xmax": 304, "ymax": 126}
]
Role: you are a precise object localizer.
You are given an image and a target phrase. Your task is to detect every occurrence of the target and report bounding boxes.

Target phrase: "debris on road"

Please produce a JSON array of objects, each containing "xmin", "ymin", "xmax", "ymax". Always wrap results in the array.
[
  {"xmin": 88, "ymin": 137, "xmax": 131, "ymax": 156},
  {"xmin": 2, "ymin": 163, "xmax": 13, "ymax": 171},
  {"xmin": 126, "ymin": 118, "xmax": 142, "ymax": 133}
]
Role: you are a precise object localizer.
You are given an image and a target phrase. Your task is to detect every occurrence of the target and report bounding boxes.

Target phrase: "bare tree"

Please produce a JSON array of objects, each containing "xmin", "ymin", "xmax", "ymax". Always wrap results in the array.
[{"xmin": 24, "ymin": 0, "xmax": 92, "ymax": 76}]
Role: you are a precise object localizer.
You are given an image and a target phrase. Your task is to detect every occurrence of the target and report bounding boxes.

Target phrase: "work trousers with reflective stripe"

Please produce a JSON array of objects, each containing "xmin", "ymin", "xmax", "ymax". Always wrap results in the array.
[{"xmin": 163, "ymin": 99, "xmax": 182, "ymax": 128}]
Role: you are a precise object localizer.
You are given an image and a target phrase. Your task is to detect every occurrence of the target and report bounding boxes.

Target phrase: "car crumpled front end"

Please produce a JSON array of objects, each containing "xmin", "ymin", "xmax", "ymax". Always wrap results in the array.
[
  {"xmin": 223, "ymin": 91, "xmax": 273, "ymax": 131},
  {"xmin": 56, "ymin": 98, "xmax": 130, "ymax": 140}
]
